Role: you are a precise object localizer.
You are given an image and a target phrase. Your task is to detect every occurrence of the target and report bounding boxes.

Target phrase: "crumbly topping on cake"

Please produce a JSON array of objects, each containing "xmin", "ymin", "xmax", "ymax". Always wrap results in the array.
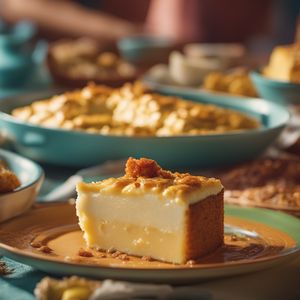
[
  {"xmin": 125, "ymin": 157, "xmax": 174, "ymax": 179},
  {"xmin": 77, "ymin": 158, "xmax": 223, "ymax": 202}
]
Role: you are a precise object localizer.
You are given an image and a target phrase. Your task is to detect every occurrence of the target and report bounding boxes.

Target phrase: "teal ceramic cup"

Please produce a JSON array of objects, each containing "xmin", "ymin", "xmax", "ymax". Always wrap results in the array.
[
  {"xmin": 250, "ymin": 70, "xmax": 300, "ymax": 105},
  {"xmin": 0, "ymin": 21, "xmax": 47, "ymax": 87},
  {"xmin": 117, "ymin": 36, "xmax": 173, "ymax": 66}
]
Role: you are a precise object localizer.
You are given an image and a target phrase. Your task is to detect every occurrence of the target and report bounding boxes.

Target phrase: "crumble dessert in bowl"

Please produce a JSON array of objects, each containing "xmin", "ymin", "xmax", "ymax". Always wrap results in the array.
[
  {"xmin": 1, "ymin": 81, "xmax": 287, "ymax": 168},
  {"xmin": 251, "ymin": 43, "xmax": 300, "ymax": 104},
  {"xmin": 11, "ymin": 82, "xmax": 260, "ymax": 137}
]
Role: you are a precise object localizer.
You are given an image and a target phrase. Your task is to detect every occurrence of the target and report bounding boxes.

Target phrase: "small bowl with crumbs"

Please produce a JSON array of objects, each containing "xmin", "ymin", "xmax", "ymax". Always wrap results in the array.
[
  {"xmin": 250, "ymin": 43, "xmax": 300, "ymax": 105},
  {"xmin": 0, "ymin": 149, "xmax": 44, "ymax": 222}
]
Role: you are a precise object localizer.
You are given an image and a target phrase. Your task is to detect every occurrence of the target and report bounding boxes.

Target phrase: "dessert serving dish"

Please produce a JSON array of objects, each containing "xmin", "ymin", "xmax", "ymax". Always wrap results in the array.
[
  {"xmin": 0, "ymin": 202, "xmax": 299, "ymax": 283},
  {"xmin": 0, "ymin": 84, "xmax": 289, "ymax": 168},
  {"xmin": 250, "ymin": 43, "xmax": 300, "ymax": 104},
  {"xmin": 1, "ymin": 158, "xmax": 299, "ymax": 284},
  {"xmin": 144, "ymin": 42, "xmax": 254, "ymax": 99},
  {"xmin": 251, "ymin": 70, "xmax": 300, "ymax": 105}
]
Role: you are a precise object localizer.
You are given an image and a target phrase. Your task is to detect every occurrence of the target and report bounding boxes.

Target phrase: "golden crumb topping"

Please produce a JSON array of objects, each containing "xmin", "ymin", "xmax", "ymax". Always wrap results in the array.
[
  {"xmin": 203, "ymin": 69, "xmax": 257, "ymax": 97},
  {"xmin": 0, "ymin": 162, "xmax": 21, "ymax": 193},
  {"xmin": 77, "ymin": 158, "xmax": 222, "ymax": 202},
  {"xmin": 125, "ymin": 157, "xmax": 173, "ymax": 179},
  {"xmin": 263, "ymin": 43, "xmax": 300, "ymax": 83},
  {"xmin": 12, "ymin": 82, "xmax": 259, "ymax": 137}
]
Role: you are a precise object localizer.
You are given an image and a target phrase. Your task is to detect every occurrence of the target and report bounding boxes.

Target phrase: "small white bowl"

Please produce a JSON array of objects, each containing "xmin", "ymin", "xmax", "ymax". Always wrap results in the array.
[
  {"xmin": 169, "ymin": 51, "xmax": 222, "ymax": 86},
  {"xmin": 184, "ymin": 43, "xmax": 246, "ymax": 69},
  {"xmin": 0, "ymin": 149, "xmax": 44, "ymax": 222}
]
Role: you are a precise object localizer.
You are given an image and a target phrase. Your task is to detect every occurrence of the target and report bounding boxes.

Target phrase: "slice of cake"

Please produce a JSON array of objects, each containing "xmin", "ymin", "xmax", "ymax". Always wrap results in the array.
[{"xmin": 76, "ymin": 158, "xmax": 224, "ymax": 264}]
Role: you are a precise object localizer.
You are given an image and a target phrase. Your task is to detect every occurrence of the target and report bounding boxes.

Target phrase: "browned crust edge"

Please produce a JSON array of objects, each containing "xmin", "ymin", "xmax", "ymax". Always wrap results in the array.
[{"xmin": 185, "ymin": 190, "xmax": 224, "ymax": 261}]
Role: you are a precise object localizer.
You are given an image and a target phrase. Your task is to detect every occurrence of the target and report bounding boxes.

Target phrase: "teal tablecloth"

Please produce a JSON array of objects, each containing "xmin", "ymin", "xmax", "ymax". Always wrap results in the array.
[
  {"xmin": 0, "ymin": 258, "xmax": 44, "ymax": 300},
  {"xmin": 1, "ymin": 255, "xmax": 300, "ymax": 300},
  {"xmin": 0, "ymin": 66, "xmax": 51, "ymax": 100}
]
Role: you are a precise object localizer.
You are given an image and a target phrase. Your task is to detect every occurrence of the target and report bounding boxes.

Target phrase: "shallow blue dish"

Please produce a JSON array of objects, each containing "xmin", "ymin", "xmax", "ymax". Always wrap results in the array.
[
  {"xmin": 0, "ymin": 90, "xmax": 289, "ymax": 169},
  {"xmin": 250, "ymin": 70, "xmax": 300, "ymax": 105},
  {"xmin": 0, "ymin": 148, "xmax": 44, "ymax": 222}
]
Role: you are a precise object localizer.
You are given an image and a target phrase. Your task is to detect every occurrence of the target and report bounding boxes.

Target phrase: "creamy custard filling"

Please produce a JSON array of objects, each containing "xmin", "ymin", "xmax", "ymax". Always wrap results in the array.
[
  {"xmin": 79, "ymin": 217, "xmax": 186, "ymax": 263},
  {"xmin": 77, "ymin": 191, "xmax": 185, "ymax": 232},
  {"xmin": 76, "ymin": 183, "xmax": 222, "ymax": 232}
]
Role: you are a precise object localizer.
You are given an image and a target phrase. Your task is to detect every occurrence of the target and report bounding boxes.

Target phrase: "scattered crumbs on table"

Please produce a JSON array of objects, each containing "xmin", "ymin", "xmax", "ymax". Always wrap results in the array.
[{"xmin": 0, "ymin": 259, "xmax": 13, "ymax": 276}]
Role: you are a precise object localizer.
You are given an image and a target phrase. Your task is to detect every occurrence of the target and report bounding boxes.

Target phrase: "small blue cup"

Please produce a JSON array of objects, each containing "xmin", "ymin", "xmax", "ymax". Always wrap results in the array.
[{"xmin": 250, "ymin": 70, "xmax": 300, "ymax": 105}]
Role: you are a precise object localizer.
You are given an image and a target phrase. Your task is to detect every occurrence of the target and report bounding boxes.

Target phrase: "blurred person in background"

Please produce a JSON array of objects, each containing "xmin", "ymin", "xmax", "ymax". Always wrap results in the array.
[
  {"xmin": 1, "ymin": 0, "xmax": 147, "ymax": 45},
  {"xmin": 1, "ymin": 0, "xmax": 299, "ymax": 48}
]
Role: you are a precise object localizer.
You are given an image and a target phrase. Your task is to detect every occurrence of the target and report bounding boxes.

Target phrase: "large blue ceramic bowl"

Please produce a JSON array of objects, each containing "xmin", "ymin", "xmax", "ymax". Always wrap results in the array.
[
  {"xmin": 0, "ymin": 148, "xmax": 44, "ymax": 222},
  {"xmin": 0, "ymin": 90, "xmax": 289, "ymax": 169},
  {"xmin": 250, "ymin": 70, "xmax": 300, "ymax": 105}
]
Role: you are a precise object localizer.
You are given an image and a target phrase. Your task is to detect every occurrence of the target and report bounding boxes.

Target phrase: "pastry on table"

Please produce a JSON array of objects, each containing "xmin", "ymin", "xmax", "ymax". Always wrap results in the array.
[
  {"xmin": 76, "ymin": 157, "xmax": 224, "ymax": 264},
  {"xmin": 203, "ymin": 68, "xmax": 258, "ymax": 97},
  {"xmin": 263, "ymin": 43, "xmax": 300, "ymax": 83},
  {"xmin": 219, "ymin": 158, "xmax": 300, "ymax": 214}
]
